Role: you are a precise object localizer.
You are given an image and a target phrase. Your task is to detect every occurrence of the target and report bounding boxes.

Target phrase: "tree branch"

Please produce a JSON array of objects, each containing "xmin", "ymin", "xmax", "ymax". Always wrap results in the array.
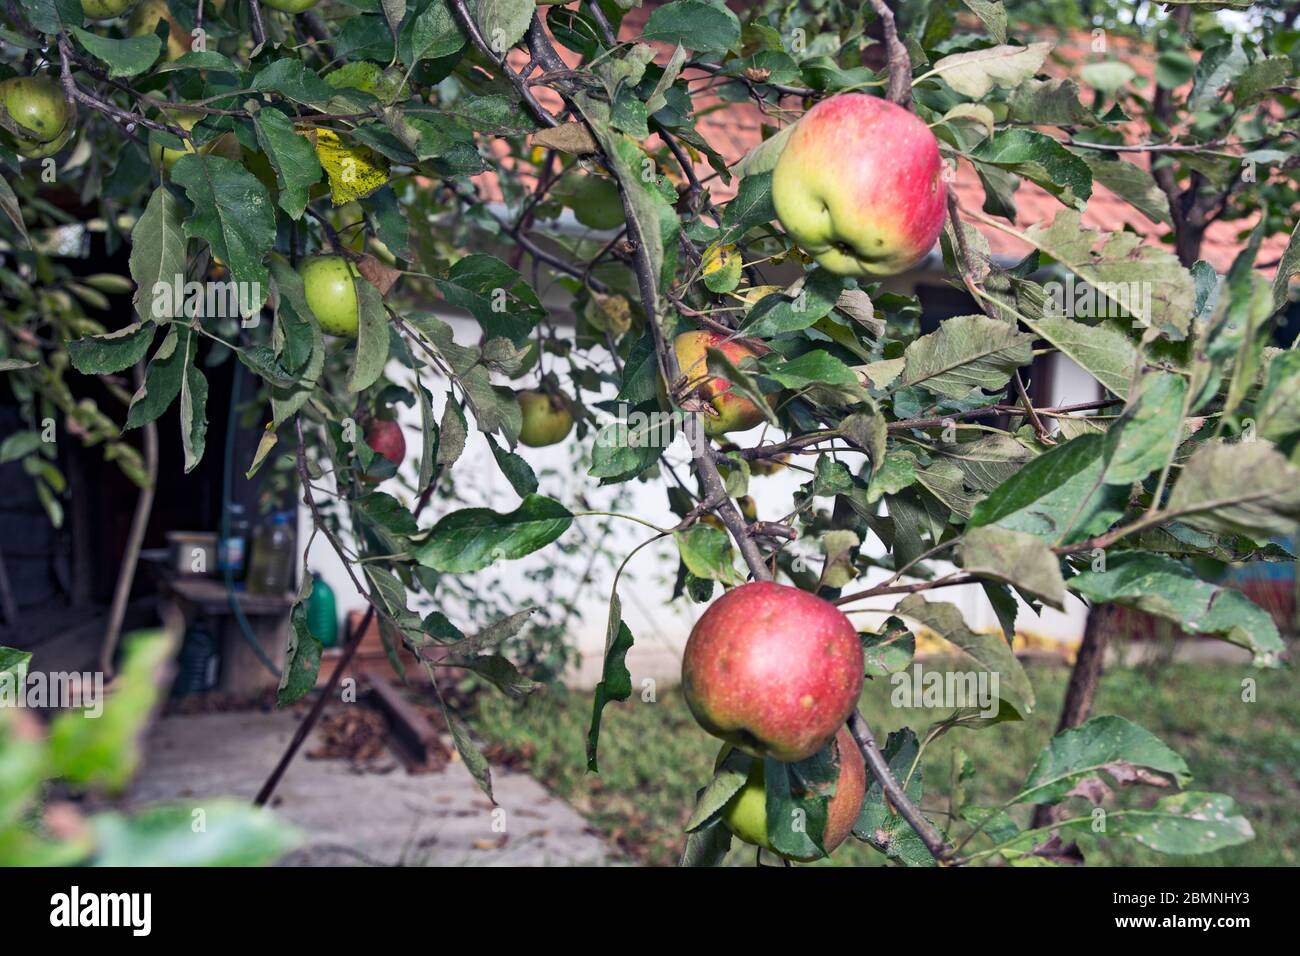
[{"xmin": 867, "ymin": 0, "xmax": 911, "ymax": 108}]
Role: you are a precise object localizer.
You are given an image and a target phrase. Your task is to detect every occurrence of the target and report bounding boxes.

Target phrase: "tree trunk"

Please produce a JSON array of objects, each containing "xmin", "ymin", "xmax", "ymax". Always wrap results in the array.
[{"xmin": 1031, "ymin": 604, "xmax": 1112, "ymax": 829}]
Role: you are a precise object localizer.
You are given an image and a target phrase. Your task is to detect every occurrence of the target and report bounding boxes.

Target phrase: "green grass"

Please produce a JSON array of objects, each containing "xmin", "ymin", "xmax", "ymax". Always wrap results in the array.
[{"xmin": 475, "ymin": 658, "xmax": 1300, "ymax": 866}]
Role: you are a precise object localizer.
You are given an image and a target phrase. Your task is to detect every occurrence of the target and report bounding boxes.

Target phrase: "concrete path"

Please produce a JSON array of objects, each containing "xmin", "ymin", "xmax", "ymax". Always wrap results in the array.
[{"xmin": 117, "ymin": 711, "xmax": 613, "ymax": 867}]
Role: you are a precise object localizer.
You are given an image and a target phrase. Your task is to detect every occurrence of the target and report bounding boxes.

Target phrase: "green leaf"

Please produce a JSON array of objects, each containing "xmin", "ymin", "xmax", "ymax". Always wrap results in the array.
[
  {"xmin": 900, "ymin": 314, "xmax": 1033, "ymax": 399},
  {"xmin": 970, "ymin": 433, "xmax": 1126, "ymax": 545},
  {"xmin": 436, "ymin": 395, "xmax": 467, "ymax": 467},
  {"xmin": 729, "ymin": 123, "xmax": 795, "ymax": 179},
  {"xmin": 853, "ymin": 728, "xmax": 937, "ymax": 867},
  {"xmin": 927, "ymin": 42, "xmax": 1052, "ymax": 97},
  {"xmin": 679, "ymin": 817, "xmax": 732, "ymax": 866},
  {"xmin": 961, "ymin": 0, "xmax": 1008, "ymax": 43},
  {"xmin": 1001, "ymin": 209, "xmax": 1196, "ymax": 339},
  {"xmin": 971, "ymin": 129, "xmax": 1092, "ymax": 210},
  {"xmin": 278, "ymin": 582, "xmax": 323, "ymax": 707},
  {"xmin": 1022, "ymin": 313, "xmax": 1137, "ymax": 399},
  {"xmin": 1271, "ymin": 220, "xmax": 1300, "ymax": 314},
  {"xmin": 717, "ymin": 171, "xmax": 775, "ymax": 245},
  {"xmin": 434, "ymin": 254, "xmax": 544, "ymax": 347},
  {"xmin": 1256, "ymin": 350, "xmax": 1300, "ymax": 443},
  {"xmin": 588, "ymin": 403, "xmax": 670, "ymax": 484},
  {"xmin": 587, "ymin": 596, "xmax": 635, "ymax": 772},
  {"xmin": 1190, "ymin": 36, "xmax": 1249, "ymax": 112},
  {"xmin": 1057, "ymin": 791, "xmax": 1253, "ymax": 855},
  {"xmin": 48, "ymin": 631, "xmax": 173, "ymax": 793},
  {"xmin": 763, "ymin": 350, "xmax": 859, "ymax": 389},
  {"xmin": 126, "ymin": 325, "xmax": 196, "ymax": 430},
  {"xmin": 67, "ymin": 323, "xmax": 156, "ymax": 375},
  {"xmin": 129, "ymin": 186, "xmax": 187, "ymax": 321},
  {"xmin": 179, "ymin": 354, "xmax": 208, "ymax": 473},
  {"xmin": 171, "ymin": 155, "xmax": 275, "ymax": 313},
  {"xmin": 741, "ymin": 269, "xmax": 848, "ymax": 338},
  {"xmin": 92, "ymin": 801, "xmax": 299, "ymax": 866},
  {"xmin": 0, "ymin": 172, "xmax": 29, "ymax": 249},
  {"xmin": 487, "ymin": 435, "xmax": 539, "ymax": 497},
  {"xmin": 896, "ymin": 594, "xmax": 1035, "ymax": 719},
  {"xmin": 1083, "ymin": 155, "xmax": 1171, "ymax": 226},
  {"xmin": 684, "ymin": 747, "xmax": 750, "ymax": 832},
  {"xmin": 1069, "ymin": 552, "xmax": 1284, "ymax": 667},
  {"xmin": 674, "ymin": 525, "xmax": 744, "ymax": 585},
  {"xmin": 1006, "ymin": 78, "xmax": 1095, "ymax": 126},
  {"xmin": 861, "ymin": 619, "xmax": 915, "ymax": 676},
  {"xmin": 1166, "ymin": 439, "xmax": 1300, "ymax": 540},
  {"xmin": 252, "ymin": 107, "xmax": 323, "ymax": 220},
  {"xmin": 473, "ymin": 0, "xmax": 534, "ymax": 56},
  {"xmin": 72, "ymin": 26, "xmax": 160, "ymax": 79},
  {"xmin": 354, "ymin": 490, "xmax": 420, "ymax": 535},
  {"xmin": 1015, "ymin": 715, "xmax": 1191, "ymax": 805},
  {"xmin": 414, "ymin": 493, "xmax": 572, "ymax": 572},
  {"xmin": 1101, "ymin": 372, "xmax": 1185, "ymax": 486},
  {"xmin": 960, "ymin": 525, "xmax": 1066, "ymax": 609},
  {"xmin": 433, "ymin": 682, "xmax": 493, "ymax": 801},
  {"xmin": 400, "ymin": 0, "xmax": 467, "ymax": 65},
  {"xmin": 641, "ymin": 0, "xmax": 740, "ymax": 55},
  {"xmin": 346, "ymin": 280, "xmax": 390, "ymax": 393}
]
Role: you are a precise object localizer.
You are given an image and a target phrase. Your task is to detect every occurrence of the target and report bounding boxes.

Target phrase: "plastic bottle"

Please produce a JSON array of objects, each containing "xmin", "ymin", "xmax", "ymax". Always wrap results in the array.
[
  {"xmin": 218, "ymin": 502, "xmax": 249, "ymax": 581},
  {"xmin": 247, "ymin": 511, "xmax": 296, "ymax": 595},
  {"xmin": 305, "ymin": 573, "xmax": 338, "ymax": 647}
]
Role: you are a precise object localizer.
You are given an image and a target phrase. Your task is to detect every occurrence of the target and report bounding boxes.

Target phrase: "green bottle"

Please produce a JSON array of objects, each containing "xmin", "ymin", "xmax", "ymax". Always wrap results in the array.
[{"xmin": 306, "ymin": 573, "xmax": 338, "ymax": 648}]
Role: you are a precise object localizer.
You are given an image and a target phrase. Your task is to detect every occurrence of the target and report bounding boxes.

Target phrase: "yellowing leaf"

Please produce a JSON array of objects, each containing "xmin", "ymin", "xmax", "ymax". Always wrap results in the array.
[{"xmin": 309, "ymin": 128, "xmax": 389, "ymax": 206}]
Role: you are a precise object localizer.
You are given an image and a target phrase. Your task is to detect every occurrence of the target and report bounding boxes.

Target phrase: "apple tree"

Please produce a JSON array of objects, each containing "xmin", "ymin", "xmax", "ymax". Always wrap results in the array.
[{"xmin": 1, "ymin": 0, "xmax": 1297, "ymax": 866}]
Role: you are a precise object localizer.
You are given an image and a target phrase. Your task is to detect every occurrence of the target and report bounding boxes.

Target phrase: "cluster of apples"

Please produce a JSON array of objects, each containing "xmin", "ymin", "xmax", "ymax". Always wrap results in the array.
[
  {"xmin": 671, "ymin": 95, "xmax": 949, "ymax": 860},
  {"xmin": 682, "ymin": 581, "xmax": 866, "ymax": 860}
]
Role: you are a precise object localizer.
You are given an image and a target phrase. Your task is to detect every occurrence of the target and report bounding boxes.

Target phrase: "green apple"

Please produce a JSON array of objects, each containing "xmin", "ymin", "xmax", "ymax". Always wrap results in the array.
[
  {"xmin": 300, "ymin": 255, "xmax": 361, "ymax": 337},
  {"xmin": 772, "ymin": 94, "xmax": 947, "ymax": 278},
  {"xmin": 15, "ymin": 124, "xmax": 74, "ymax": 159},
  {"xmin": 260, "ymin": 0, "xmax": 320, "ymax": 11},
  {"xmin": 0, "ymin": 76, "xmax": 71, "ymax": 144},
  {"xmin": 717, "ymin": 726, "xmax": 866, "ymax": 861},
  {"xmin": 149, "ymin": 112, "xmax": 240, "ymax": 172},
  {"xmin": 682, "ymin": 580, "xmax": 864, "ymax": 762},
  {"xmin": 517, "ymin": 390, "xmax": 574, "ymax": 447},
  {"xmin": 672, "ymin": 330, "xmax": 773, "ymax": 437},
  {"xmin": 128, "ymin": 0, "xmax": 193, "ymax": 61},
  {"xmin": 82, "ymin": 0, "xmax": 138, "ymax": 19}
]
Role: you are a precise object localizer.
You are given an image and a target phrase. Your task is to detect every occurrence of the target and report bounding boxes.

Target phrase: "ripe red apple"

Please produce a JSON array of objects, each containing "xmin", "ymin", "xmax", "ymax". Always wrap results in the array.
[
  {"xmin": 516, "ymin": 389, "xmax": 574, "ymax": 447},
  {"xmin": 363, "ymin": 418, "xmax": 405, "ymax": 479},
  {"xmin": 682, "ymin": 581, "xmax": 864, "ymax": 762},
  {"xmin": 717, "ymin": 725, "xmax": 866, "ymax": 861},
  {"xmin": 772, "ymin": 94, "xmax": 946, "ymax": 277},
  {"xmin": 672, "ymin": 331, "xmax": 773, "ymax": 437}
]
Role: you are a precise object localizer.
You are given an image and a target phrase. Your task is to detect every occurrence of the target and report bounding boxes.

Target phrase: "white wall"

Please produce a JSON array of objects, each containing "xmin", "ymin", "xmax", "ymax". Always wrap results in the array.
[{"xmin": 301, "ymin": 322, "xmax": 1096, "ymax": 689}]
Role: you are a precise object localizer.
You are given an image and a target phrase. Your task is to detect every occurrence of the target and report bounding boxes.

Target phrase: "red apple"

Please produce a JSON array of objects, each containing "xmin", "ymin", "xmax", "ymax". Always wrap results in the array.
[
  {"xmin": 672, "ymin": 331, "xmax": 773, "ymax": 437},
  {"xmin": 717, "ymin": 726, "xmax": 866, "ymax": 861},
  {"xmin": 682, "ymin": 581, "xmax": 864, "ymax": 762},
  {"xmin": 772, "ymin": 94, "xmax": 946, "ymax": 277},
  {"xmin": 363, "ymin": 418, "xmax": 405, "ymax": 478}
]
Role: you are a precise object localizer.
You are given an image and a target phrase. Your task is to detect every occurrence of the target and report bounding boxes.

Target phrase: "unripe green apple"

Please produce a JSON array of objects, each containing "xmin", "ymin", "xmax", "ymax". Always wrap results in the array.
[
  {"xmin": 15, "ymin": 123, "xmax": 73, "ymax": 159},
  {"xmin": 300, "ymin": 255, "xmax": 361, "ymax": 337},
  {"xmin": 717, "ymin": 726, "xmax": 866, "ymax": 861},
  {"xmin": 82, "ymin": 0, "xmax": 138, "ymax": 19},
  {"xmin": 0, "ymin": 76, "xmax": 71, "ymax": 144},
  {"xmin": 260, "ymin": 0, "xmax": 320, "ymax": 11},
  {"xmin": 772, "ymin": 94, "xmax": 946, "ymax": 278},
  {"xmin": 672, "ymin": 331, "xmax": 773, "ymax": 437},
  {"xmin": 517, "ymin": 390, "xmax": 574, "ymax": 447},
  {"xmin": 682, "ymin": 580, "xmax": 864, "ymax": 762},
  {"xmin": 128, "ymin": 0, "xmax": 193, "ymax": 61},
  {"xmin": 149, "ymin": 112, "xmax": 240, "ymax": 172}
]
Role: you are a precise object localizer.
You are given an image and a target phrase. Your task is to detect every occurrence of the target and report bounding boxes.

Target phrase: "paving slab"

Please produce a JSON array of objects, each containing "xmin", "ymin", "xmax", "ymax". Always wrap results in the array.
[{"xmin": 115, "ymin": 711, "xmax": 613, "ymax": 867}]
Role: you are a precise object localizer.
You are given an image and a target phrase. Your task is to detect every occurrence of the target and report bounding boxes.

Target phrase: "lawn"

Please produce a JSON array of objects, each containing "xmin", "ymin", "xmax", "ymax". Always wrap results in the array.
[{"xmin": 475, "ymin": 657, "xmax": 1300, "ymax": 866}]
